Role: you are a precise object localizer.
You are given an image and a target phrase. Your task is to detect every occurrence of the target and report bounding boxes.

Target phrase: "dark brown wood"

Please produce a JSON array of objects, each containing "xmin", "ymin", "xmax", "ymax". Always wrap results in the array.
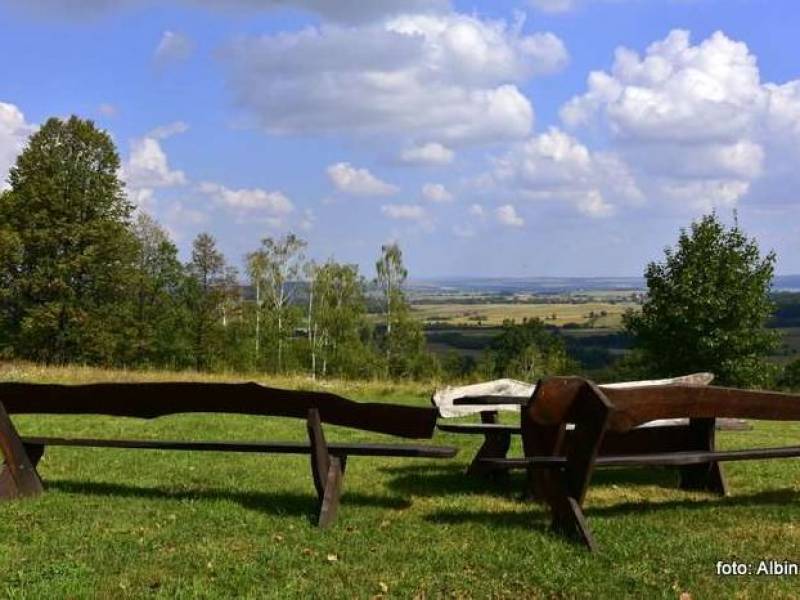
[
  {"xmin": 436, "ymin": 423, "xmax": 520, "ymax": 434},
  {"xmin": 481, "ymin": 445, "xmax": 800, "ymax": 468},
  {"xmin": 0, "ymin": 401, "xmax": 44, "ymax": 500},
  {"xmin": 464, "ymin": 411, "xmax": 512, "ymax": 479},
  {"xmin": 603, "ymin": 384, "xmax": 800, "ymax": 432},
  {"xmin": 307, "ymin": 408, "xmax": 331, "ymax": 500},
  {"xmin": 678, "ymin": 418, "xmax": 727, "ymax": 495},
  {"xmin": 547, "ymin": 380, "xmax": 612, "ymax": 550},
  {"xmin": 506, "ymin": 376, "xmax": 800, "ymax": 551},
  {"xmin": 19, "ymin": 436, "xmax": 457, "ymax": 458},
  {"xmin": 307, "ymin": 409, "xmax": 344, "ymax": 528},
  {"xmin": 0, "ymin": 383, "xmax": 458, "ymax": 529},
  {"xmin": 0, "ymin": 381, "xmax": 438, "ymax": 439}
]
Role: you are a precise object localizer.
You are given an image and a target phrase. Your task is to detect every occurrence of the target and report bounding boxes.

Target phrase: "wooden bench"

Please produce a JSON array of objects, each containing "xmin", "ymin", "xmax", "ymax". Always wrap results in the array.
[
  {"xmin": 476, "ymin": 376, "xmax": 800, "ymax": 551},
  {"xmin": 0, "ymin": 381, "xmax": 457, "ymax": 527},
  {"xmin": 436, "ymin": 373, "xmax": 716, "ymax": 481}
]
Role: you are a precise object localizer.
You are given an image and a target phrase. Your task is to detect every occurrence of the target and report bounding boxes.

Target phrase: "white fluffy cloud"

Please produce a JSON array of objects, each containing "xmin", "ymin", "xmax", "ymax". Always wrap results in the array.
[
  {"xmin": 421, "ymin": 182, "xmax": 453, "ymax": 203},
  {"xmin": 327, "ymin": 162, "xmax": 398, "ymax": 196},
  {"xmin": 381, "ymin": 203, "xmax": 427, "ymax": 221},
  {"xmin": 198, "ymin": 181, "xmax": 294, "ymax": 214},
  {"xmin": 491, "ymin": 127, "xmax": 640, "ymax": 217},
  {"xmin": 560, "ymin": 29, "xmax": 800, "ymax": 210},
  {"xmin": 222, "ymin": 13, "xmax": 567, "ymax": 145},
  {"xmin": 122, "ymin": 122, "xmax": 188, "ymax": 211},
  {"xmin": 154, "ymin": 30, "xmax": 194, "ymax": 67},
  {"xmin": 495, "ymin": 204, "xmax": 524, "ymax": 227},
  {"xmin": 123, "ymin": 131, "xmax": 187, "ymax": 190},
  {"xmin": 0, "ymin": 102, "xmax": 35, "ymax": 190},
  {"xmin": 399, "ymin": 142, "xmax": 454, "ymax": 166}
]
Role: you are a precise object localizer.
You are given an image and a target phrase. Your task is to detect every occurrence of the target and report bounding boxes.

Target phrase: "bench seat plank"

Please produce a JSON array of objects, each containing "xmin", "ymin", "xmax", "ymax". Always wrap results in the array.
[
  {"xmin": 479, "ymin": 445, "xmax": 800, "ymax": 470},
  {"xmin": 20, "ymin": 436, "xmax": 457, "ymax": 458},
  {"xmin": 437, "ymin": 423, "xmax": 520, "ymax": 434}
]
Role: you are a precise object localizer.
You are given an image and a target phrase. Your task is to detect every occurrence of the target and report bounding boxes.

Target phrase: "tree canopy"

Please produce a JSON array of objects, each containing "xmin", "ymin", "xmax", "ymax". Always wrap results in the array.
[
  {"xmin": 624, "ymin": 213, "xmax": 779, "ymax": 387},
  {"xmin": 0, "ymin": 116, "xmax": 136, "ymax": 363}
]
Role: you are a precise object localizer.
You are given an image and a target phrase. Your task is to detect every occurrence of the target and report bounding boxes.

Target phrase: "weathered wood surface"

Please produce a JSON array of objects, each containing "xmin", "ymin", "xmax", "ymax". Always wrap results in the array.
[
  {"xmin": 435, "ymin": 373, "xmax": 714, "ymax": 417},
  {"xmin": 510, "ymin": 376, "xmax": 800, "ymax": 551},
  {"xmin": 0, "ymin": 383, "xmax": 458, "ymax": 528},
  {"xmin": 601, "ymin": 384, "xmax": 800, "ymax": 432},
  {"xmin": 0, "ymin": 381, "xmax": 438, "ymax": 439},
  {"xmin": 18, "ymin": 436, "xmax": 458, "ymax": 458}
]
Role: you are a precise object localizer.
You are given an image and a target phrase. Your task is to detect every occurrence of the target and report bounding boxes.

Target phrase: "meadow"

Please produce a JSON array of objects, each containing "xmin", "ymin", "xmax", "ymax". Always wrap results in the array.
[
  {"xmin": 412, "ymin": 301, "xmax": 635, "ymax": 328},
  {"xmin": 2, "ymin": 363, "xmax": 800, "ymax": 598}
]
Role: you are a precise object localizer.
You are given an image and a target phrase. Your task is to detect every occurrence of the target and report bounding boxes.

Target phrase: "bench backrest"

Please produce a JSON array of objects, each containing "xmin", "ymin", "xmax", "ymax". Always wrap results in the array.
[
  {"xmin": 0, "ymin": 381, "xmax": 439, "ymax": 439},
  {"xmin": 601, "ymin": 384, "xmax": 800, "ymax": 432}
]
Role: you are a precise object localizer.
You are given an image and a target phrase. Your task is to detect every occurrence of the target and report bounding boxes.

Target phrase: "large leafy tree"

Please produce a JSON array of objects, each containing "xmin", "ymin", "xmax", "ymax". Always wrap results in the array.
[
  {"xmin": 0, "ymin": 116, "xmax": 136, "ymax": 363},
  {"xmin": 624, "ymin": 213, "xmax": 779, "ymax": 387}
]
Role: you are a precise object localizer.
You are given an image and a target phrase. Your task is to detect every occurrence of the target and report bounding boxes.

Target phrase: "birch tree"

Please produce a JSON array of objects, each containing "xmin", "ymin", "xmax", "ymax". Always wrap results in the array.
[{"xmin": 256, "ymin": 233, "xmax": 306, "ymax": 373}]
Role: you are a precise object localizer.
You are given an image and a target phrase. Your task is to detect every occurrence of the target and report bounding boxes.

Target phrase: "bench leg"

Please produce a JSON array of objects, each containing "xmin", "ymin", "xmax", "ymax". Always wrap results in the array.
[
  {"xmin": 678, "ymin": 418, "xmax": 728, "ymax": 496},
  {"xmin": 307, "ymin": 408, "xmax": 345, "ymax": 528},
  {"xmin": 531, "ymin": 380, "xmax": 612, "ymax": 552},
  {"xmin": 550, "ymin": 493, "xmax": 597, "ymax": 552},
  {"xmin": 467, "ymin": 411, "xmax": 512, "ymax": 480},
  {"xmin": 0, "ymin": 402, "xmax": 44, "ymax": 500}
]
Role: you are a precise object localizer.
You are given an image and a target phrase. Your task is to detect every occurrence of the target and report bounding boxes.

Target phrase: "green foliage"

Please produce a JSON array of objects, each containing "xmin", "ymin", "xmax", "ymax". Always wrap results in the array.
[
  {"xmin": 184, "ymin": 233, "xmax": 228, "ymax": 371},
  {"xmin": 778, "ymin": 358, "xmax": 800, "ymax": 391},
  {"xmin": 483, "ymin": 318, "xmax": 574, "ymax": 380},
  {"xmin": 0, "ymin": 116, "xmax": 136, "ymax": 364},
  {"xmin": 308, "ymin": 260, "xmax": 373, "ymax": 378},
  {"xmin": 374, "ymin": 243, "xmax": 434, "ymax": 379},
  {"xmin": 128, "ymin": 213, "xmax": 191, "ymax": 368},
  {"xmin": 624, "ymin": 213, "xmax": 779, "ymax": 387},
  {"xmin": 247, "ymin": 233, "xmax": 306, "ymax": 372}
]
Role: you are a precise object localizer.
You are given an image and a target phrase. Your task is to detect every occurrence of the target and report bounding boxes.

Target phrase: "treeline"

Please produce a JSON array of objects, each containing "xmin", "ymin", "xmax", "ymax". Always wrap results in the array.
[
  {"xmin": 1, "ymin": 116, "xmax": 792, "ymax": 390},
  {"xmin": 0, "ymin": 117, "xmax": 439, "ymax": 379},
  {"xmin": 0, "ymin": 115, "xmax": 573, "ymax": 382}
]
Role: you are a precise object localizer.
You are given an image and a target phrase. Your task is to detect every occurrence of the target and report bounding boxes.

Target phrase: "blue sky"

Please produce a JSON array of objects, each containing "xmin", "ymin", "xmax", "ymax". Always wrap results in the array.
[{"xmin": 1, "ymin": 0, "xmax": 799, "ymax": 278}]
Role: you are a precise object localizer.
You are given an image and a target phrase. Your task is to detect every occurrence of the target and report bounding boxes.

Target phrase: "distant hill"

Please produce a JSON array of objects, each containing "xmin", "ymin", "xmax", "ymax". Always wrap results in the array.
[{"xmin": 408, "ymin": 275, "xmax": 800, "ymax": 296}]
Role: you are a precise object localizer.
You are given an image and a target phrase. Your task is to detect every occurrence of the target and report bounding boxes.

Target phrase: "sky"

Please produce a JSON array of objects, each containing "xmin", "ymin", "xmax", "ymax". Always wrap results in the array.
[{"xmin": 1, "ymin": 0, "xmax": 799, "ymax": 278}]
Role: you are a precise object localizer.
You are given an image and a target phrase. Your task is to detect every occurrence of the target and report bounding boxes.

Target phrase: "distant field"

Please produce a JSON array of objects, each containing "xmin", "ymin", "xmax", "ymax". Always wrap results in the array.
[{"xmin": 412, "ymin": 302, "xmax": 637, "ymax": 328}]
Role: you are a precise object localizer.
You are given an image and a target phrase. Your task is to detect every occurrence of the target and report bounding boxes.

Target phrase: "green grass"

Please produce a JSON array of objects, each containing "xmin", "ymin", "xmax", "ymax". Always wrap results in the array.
[{"xmin": 2, "ymin": 363, "xmax": 800, "ymax": 598}]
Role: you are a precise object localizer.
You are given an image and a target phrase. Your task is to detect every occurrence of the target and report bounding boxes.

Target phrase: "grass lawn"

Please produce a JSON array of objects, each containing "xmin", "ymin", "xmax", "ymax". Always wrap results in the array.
[{"xmin": 2, "ymin": 363, "xmax": 800, "ymax": 598}]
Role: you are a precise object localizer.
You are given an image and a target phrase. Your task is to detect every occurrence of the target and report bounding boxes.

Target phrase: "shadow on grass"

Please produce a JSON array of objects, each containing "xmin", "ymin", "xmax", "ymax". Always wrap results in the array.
[
  {"xmin": 380, "ymin": 463, "xmax": 527, "ymax": 498},
  {"xmin": 45, "ymin": 479, "xmax": 411, "ymax": 523},
  {"xmin": 424, "ymin": 488, "xmax": 800, "ymax": 531},
  {"xmin": 382, "ymin": 464, "xmax": 683, "ymax": 499}
]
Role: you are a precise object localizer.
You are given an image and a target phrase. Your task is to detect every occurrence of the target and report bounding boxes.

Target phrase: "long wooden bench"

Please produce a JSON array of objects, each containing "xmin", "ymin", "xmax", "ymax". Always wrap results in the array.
[
  {"xmin": 476, "ymin": 377, "xmax": 800, "ymax": 551},
  {"xmin": 0, "ymin": 381, "xmax": 457, "ymax": 527}
]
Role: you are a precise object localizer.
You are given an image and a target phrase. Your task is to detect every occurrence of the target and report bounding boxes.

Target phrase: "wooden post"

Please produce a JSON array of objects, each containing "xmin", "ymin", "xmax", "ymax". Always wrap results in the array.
[
  {"xmin": 678, "ymin": 417, "xmax": 728, "ymax": 496},
  {"xmin": 466, "ymin": 411, "xmax": 512, "ymax": 479},
  {"xmin": 0, "ymin": 401, "xmax": 44, "ymax": 500},
  {"xmin": 306, "ymin": 408, "xmax": 345, "ymax": 528}
]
